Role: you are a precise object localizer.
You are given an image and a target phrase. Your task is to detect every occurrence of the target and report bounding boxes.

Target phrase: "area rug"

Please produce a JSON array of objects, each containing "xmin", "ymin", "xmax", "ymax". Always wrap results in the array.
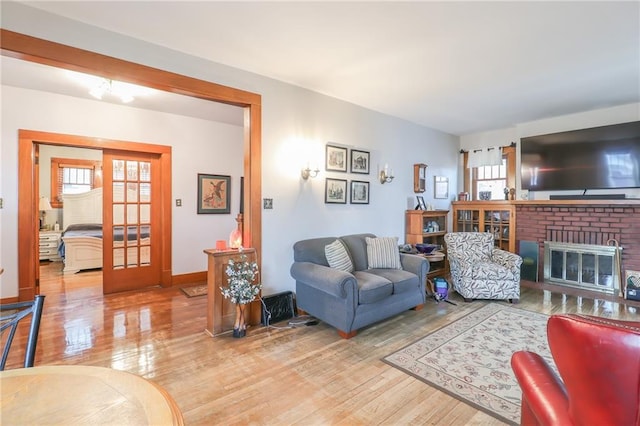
[
  {"xmin": 180, "ymin": 284, "xmax": 207, "ymax": 298},
  {"xmin": 383, "ymin": 303, "xmax": 554, "ymax": 425}
]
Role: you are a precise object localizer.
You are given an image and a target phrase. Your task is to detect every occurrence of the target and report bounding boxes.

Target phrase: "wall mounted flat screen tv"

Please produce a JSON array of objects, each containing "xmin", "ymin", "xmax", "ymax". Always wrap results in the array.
[{"xmin": 521, "ymin": 121, "xmax": 640, "ymax": 191}]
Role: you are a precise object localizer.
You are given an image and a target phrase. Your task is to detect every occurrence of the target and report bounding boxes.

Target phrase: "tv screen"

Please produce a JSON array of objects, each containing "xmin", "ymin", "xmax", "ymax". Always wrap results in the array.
[{"xmin": 521, "ymin": 121, "xmax": 640, "ymax": 191}]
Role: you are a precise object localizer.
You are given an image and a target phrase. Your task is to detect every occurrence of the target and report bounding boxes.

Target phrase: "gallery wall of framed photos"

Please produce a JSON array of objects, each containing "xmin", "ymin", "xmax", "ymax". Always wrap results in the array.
[{"xmin": 324, "ymin": 143, "xmax": 370, "ymax": 205}]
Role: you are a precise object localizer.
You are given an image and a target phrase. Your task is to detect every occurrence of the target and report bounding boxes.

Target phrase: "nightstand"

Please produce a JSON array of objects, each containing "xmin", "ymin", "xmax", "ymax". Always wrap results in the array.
[{"xmin": 39, "ymin": 230, "xmax": 62, "ymax": 261}]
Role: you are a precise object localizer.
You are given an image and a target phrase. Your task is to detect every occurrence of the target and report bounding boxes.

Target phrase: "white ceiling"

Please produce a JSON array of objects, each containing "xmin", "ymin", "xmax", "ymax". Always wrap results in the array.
[{"xmin": 9, "ymin": 1, "xmax": 640, "ymax": 136}]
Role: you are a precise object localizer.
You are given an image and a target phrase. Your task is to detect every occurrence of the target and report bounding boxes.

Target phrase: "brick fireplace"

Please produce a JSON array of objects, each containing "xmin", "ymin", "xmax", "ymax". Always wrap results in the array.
[{"xmin": 515, "ymin": 201, "xmax": 640, "ymax": 289}]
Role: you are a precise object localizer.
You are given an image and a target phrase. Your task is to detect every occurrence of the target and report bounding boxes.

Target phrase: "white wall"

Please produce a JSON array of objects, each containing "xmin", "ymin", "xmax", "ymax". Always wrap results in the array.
[
  {"xmin": 460, "ymin": 103, "xmax": 640, "ymax": 200},
  {"xmin": 0, "ymin": 3, "xmax": 460, "ymax": 298}
]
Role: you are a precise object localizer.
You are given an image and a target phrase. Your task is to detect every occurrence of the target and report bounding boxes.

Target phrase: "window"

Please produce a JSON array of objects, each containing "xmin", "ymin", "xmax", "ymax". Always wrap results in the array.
[
  {"xmin": 463, "ymin": 146, "xmax": 516, "ymax": 200},
  {"xmin": 50, "ymin": 158, "xmax": 102, "ymax": 208},
  {"xmin": 475, "ymin": 159, "xmax": 507, "ymax": 200}
]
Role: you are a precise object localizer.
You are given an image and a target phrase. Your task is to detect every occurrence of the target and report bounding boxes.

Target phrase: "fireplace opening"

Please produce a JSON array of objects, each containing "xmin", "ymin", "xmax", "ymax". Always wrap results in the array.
[{"xmin": 544, "ymin": 241, "xmax": 622, "ymax": 294}]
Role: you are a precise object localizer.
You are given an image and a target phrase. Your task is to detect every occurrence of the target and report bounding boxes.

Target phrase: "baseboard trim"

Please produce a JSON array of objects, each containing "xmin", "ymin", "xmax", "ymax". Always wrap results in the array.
[{"xmin": 172, "ymin": 271, "xmax": 206, "ymax": 287}]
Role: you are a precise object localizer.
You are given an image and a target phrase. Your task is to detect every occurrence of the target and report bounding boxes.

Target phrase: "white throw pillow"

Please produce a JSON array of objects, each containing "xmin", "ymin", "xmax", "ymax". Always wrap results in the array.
[
  {"xmin": 366, "ymin": 236, "xmax": 402, "ymax": 269},
  {"xmin": 325, "ymin": 239, "xmax": 354, "ymax": 272}
]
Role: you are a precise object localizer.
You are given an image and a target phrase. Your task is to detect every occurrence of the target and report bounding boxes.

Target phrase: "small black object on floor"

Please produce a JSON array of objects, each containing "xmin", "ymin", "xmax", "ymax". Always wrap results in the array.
[
  {"xmin": 433, "ymin": 293, "xmax": 457, "ymax": 306},
  {"xmin": 261, "ymin": 291, "xmax": 296, "ymax": 325}
]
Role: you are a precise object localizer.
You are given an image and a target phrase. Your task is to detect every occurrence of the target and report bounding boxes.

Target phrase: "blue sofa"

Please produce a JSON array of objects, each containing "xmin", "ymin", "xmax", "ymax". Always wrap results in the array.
[{"xmin": 290, "ymin": 233, "xmax": 428, "ymax": 338}]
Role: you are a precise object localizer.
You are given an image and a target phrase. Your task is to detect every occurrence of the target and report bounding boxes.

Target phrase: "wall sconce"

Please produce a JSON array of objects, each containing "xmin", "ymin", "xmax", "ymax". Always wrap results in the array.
[
  {"xmin": 379, "ymin": 164, "xmax": 394, "ymax": 184},
  {"xmin": 301, "ymin": 164, "xmax": 320, "ymax": 180}
]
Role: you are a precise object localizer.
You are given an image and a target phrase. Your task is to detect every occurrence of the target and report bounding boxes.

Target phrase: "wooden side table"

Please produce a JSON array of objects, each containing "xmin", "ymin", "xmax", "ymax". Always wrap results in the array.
[
  {"xmin": 202, "ymin": 248, "xmax": 258, "ymax": 336},
  {"xmin": 39, "ymin": 230, "xmax": 62, "ymax": 261}
]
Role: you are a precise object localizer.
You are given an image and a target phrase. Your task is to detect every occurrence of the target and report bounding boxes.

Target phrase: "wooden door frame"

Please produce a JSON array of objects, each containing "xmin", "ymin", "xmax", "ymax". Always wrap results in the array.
[
  {"xmin": 2, "ymin": 29, "xmax": 262, "ymax": 301},
  {"xmin": 23, "ymin": 131, "xmax": 172, "ymax": 295}
]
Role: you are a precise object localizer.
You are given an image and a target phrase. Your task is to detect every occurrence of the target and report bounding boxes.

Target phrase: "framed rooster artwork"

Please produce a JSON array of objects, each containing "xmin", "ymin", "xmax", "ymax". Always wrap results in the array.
[{"xmin": 198, "ymin": 173, "xmax": 231, "ymax": 214}]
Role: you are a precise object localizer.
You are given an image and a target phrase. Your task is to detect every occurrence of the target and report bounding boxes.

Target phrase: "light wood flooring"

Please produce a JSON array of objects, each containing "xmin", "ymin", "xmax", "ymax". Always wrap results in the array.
[{"xmin": 5, "ymin": 261, "xmax": 640, "ymax": 425}]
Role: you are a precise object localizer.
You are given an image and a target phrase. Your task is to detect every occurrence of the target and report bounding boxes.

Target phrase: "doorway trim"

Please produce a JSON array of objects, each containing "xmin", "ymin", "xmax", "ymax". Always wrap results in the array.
[
  {"xmin": 2, "ymin": 29, "xmax": 262, "ymax": 301},
  {"xmin": 26, "ymin": 132, "xmax": 171, "ymax": 295}
]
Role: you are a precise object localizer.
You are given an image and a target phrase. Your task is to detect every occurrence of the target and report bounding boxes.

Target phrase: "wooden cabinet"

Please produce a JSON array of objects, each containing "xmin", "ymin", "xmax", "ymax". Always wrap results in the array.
[
  {"xmin": 39, "ymin": 231, "xmax": 62, "ymax": 261},
  {"xmin": 452, "ymin": 201, "xmax": 516, "ymax": 252},
  {"xmin": 405, "ymin": 210, "xmax": 448, "ymax": 280},
  {"xmin": 203, "ymin": 248, "xmax": 259, "ymax": 336},
  {"xmin": 413, "ymin": 163, "xmax": 427, "ymax": 193}
]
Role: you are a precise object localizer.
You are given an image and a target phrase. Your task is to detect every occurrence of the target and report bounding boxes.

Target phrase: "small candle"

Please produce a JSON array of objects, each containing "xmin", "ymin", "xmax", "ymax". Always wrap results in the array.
[{"xmin": 215, "ymin": 240, "xmax": 226, "ymax": 250}]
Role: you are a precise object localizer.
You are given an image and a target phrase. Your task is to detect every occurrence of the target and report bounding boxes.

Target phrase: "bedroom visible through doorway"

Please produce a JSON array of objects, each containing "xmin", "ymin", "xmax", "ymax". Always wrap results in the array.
[
  {"xmin": 27, "ymin": 129, "xmax": 173, "ymax": 299},
  {"xmin": 38, "ymin": 145, "xmax": 164, "ymax": 296},
  {"xmin": 38, "ymin": 144, "xmax": 103, "ymax": 295}
]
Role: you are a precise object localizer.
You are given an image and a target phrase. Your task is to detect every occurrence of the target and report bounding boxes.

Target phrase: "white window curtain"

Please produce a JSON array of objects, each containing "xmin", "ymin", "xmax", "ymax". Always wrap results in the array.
[{"xmin": 467, "ymin": 146, "xmax": 502, "ymax": 168}]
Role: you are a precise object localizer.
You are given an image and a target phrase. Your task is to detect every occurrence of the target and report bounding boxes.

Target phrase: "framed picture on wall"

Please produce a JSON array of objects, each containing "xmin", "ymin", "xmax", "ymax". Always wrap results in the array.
[
  {"xmin": 434, "ymin": 176, "xmax": 449, "ymax": 199},
  {"xmin": 325, "ymin": 178, "xmax": 347, "ymax": 204},
  {"xmin": 350, "ymin": 149, "xmax": 370, "ymax": 174},
  {"xmin": 197, "ymin": 173, "xmax": 231, "ymax": 214},
  {"xmin": 350, "ymin": 180, "xmax": 369, "ymax": 204},
  {"xmin": 325, "ymin": 144, "xmax": 348, "ymax": 172}
]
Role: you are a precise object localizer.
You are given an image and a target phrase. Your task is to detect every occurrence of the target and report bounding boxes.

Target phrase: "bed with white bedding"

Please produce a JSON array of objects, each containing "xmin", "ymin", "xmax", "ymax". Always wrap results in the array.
[
  {"xmin": 59, "ymin": 187, "xmax": 151, "ymax": 273},
  {"xmin": 59, "ymin": 188, "xmax": 104, "ymax": 273}
]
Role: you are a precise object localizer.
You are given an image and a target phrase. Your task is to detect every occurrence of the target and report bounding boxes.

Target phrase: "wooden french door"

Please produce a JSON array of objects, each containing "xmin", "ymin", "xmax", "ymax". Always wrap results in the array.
[{"xmin": 102, "ymin": 150, "xmax": 161, "ymax": 293}]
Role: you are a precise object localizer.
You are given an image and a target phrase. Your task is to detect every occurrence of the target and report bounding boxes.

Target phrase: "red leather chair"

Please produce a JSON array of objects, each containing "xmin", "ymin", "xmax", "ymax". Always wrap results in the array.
[{"xmin": 511, "ymin": 314, "xmax": 640, "ymax": 426}]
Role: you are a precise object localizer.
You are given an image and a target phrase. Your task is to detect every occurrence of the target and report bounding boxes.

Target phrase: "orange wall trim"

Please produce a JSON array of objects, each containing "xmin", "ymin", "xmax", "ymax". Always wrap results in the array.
[{"xmin": 172, "ymin": 272, "xmax": 207, "ymax": 287}]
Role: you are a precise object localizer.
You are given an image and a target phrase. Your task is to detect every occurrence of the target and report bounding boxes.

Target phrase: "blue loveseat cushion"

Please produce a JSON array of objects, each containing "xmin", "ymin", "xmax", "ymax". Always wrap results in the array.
[
  {"xmin": 367, "ymin": 268, "xmax": 419, "ymax": 294},
  {"xmin": 353, "ymin": 271, "xmax": 393, "ymax": 304}
]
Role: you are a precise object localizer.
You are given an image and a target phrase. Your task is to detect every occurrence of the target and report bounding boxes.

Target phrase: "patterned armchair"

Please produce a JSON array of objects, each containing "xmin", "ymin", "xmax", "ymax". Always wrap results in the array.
[{"xmin": 444, "ymin": 232, "xmax": 522, "ymax": 302}]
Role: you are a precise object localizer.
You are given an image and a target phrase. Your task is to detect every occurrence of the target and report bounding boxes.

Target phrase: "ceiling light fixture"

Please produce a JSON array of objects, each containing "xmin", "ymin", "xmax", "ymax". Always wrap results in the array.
[
  {"xmin": 89, "ymin": 78, "xmax": 135, "ymax": 103},
  {"xmin": 67, "ymin": 70, "xmax": 154, "ymax": 104}
]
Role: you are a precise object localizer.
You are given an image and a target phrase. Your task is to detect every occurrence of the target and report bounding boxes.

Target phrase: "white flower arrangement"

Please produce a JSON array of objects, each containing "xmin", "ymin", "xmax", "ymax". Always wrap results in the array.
[{"xmin": 220, "ymin": 252, "xmax": 261, "ymax": 305}]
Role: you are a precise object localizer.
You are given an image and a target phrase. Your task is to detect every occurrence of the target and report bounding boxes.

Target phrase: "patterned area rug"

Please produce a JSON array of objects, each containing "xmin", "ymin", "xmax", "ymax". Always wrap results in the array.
[
  {"xmin": 383, "ymin": 303, "xmax": 553, "ymax": 425},
  {"xmin": 180, "ymin": 284, "xmax": 207, "ymax": 298}
]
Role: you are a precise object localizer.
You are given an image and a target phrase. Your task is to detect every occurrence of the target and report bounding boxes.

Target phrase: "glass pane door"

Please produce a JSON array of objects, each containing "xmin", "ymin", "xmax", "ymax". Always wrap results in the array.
[{"xmin": 103, "ymin": 151, "xmax": 160, "ymax": 293}]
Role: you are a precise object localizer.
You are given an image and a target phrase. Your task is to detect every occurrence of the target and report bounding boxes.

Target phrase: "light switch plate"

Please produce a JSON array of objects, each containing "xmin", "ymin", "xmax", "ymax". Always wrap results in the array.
[
  {"xmin": 176, "ymin": 199, "xmax": 182, "ymax": 207},
  {"xmin": 263, "ymin": 198, "xmax": 273, "ymax": 209}
]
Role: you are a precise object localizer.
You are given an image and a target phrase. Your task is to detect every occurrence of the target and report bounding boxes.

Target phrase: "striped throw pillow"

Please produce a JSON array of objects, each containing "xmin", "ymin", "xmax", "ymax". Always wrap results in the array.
[
  {"xmin": 325, "ymin": 239, "xmax": 354, "ymax": 272},
  {"xmin": 366, "ymin": 236, "xmax": 401, "ymax": 269}
]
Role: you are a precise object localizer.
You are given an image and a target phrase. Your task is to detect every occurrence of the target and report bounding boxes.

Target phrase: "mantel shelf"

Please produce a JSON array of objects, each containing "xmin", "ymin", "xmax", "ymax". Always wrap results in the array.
[
  {"xmin": 453, "ymin": 199, "xmax": 640, "ymax": 206},
  {"xmin": 513, "ymin": 199, "xmax": 640, "ymax": 206}
]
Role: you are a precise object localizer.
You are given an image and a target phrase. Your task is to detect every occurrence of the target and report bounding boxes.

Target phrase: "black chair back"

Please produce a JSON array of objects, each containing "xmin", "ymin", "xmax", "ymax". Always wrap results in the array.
[{"xmin": 1, "ymin": 295, "xmax": 45, "ymax": 370}]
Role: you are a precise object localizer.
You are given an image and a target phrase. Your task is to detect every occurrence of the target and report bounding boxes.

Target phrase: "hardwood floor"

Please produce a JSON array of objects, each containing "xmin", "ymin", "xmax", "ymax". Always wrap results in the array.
[{"xmin": 4, "ymin": 261, "xmax": 639, "ymax": 425}]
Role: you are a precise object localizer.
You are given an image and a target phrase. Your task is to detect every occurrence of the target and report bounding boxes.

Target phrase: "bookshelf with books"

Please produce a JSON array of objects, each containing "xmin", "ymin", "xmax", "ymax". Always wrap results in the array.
[{"xmin": 405, "ymin": 209, "xmax": 449, "ymax": 281}]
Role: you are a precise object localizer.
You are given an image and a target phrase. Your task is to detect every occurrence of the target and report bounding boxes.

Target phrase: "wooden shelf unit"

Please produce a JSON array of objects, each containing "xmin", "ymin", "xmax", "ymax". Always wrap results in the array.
[
  {"xmin": 405, "ymin": 209, "xmax": 449, "ymax": 280},
  {"xmin": 451, "ymin": 201, "xmax": 516, "ymax": 252}
]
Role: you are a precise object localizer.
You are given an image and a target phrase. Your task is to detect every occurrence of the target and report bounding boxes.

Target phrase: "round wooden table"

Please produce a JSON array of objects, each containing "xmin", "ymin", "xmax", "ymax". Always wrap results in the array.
[{"xmin": 0, "ymin": 365, "xmax": 184, "ymax": 425}]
